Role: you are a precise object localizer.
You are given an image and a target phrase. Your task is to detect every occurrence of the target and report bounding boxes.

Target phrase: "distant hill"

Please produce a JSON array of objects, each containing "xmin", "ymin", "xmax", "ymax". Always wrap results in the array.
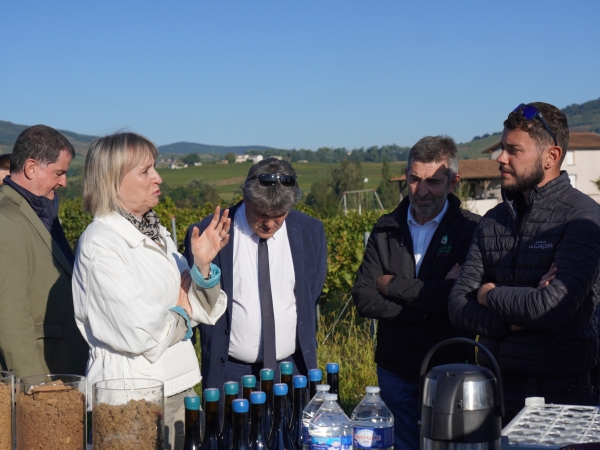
[
  {"xmin": 2, "ymin": 96, "xmax": 599, "ymax": 159},
  {"xmin": 158, "ymin": 142, "xmax": 275, "ymax": 155},
  {"xmin": 0, "ymin": 120, "xmax": 97, "ymax": 155},
  {"xmin": 457, "ymin": 97, "xmax": 600, "ymax": 159}
]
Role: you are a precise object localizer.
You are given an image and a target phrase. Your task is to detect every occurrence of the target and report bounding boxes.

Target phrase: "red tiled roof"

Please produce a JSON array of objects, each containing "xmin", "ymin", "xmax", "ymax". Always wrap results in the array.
[
  {"xmin": 482, "ymin": 132, "xmax": 600, "ymax": 153},
  {"xmin": 390, "ymin": 159, "xmax": 500, "ymax": 182}
]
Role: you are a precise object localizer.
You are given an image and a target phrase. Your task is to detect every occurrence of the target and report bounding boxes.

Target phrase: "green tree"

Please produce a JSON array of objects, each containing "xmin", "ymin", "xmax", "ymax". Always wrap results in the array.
[
  {"xmin": 161, "ymin": 179, "xmax": 220, "ymax": 208},
  {"xmin": 225, "ymin": 152, "xmax": 236, "ymax": 164},
  {"xmin": 305, "ymin": 160, "xmax": 363, "ymax": 218},
  {"xmin": 376, "ymin": 157, "xmax": 400, "ymax": 209},
  {"xmin": 182, "ymin": 153, "xmax": 200, "ymax": 165}
]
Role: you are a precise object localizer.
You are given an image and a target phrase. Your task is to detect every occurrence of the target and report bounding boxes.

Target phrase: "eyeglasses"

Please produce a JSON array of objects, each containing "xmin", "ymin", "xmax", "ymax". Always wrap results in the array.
[
  {"xmin": 512, "ymin": 103, "xmax": 558, "ymax": 146},
  {"xmin": 247, "ymin": 173, "xmax": 297, "ymax": 187}
]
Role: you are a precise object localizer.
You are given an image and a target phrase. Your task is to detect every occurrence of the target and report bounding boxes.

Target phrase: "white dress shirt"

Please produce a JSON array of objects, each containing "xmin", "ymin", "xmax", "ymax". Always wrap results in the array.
[
  {"xmin": 407, "ymin": 200, "xmax": 449, "ymax": 276},
  {"xmin": 229, "ymin": 203, "xmax": 297, "ymax": 363}
]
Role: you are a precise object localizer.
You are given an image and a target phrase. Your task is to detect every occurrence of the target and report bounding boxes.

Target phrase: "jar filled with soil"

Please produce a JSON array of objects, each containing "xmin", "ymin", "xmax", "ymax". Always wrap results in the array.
[
  {"xmin": 0, "ymin": 371, "xmax": 13, "ymax": 450},
  {"xmin": 16, "ymin": 374, "xmax": 86, "ymax": 450},
  {"xmin": 93, "ymin": 378, "xmax": 164, "ymax": 450}
]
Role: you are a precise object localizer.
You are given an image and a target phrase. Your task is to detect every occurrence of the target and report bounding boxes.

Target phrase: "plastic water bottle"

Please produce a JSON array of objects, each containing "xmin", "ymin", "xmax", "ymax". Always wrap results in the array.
[
  {"xmin": 301, "ymin": 384, "xmax": 330, "ymax": 450},
  {"xmin": 351, "ymin": 387, "xmax": 393, "ymax": 450},
  {"xmin": 308, "ymin": 393, "xmax": 352, "ymax": 450}
]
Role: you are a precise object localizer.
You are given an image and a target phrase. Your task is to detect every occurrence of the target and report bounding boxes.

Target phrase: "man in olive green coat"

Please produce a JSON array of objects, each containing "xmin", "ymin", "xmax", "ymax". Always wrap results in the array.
[{"xmin": 0, "ymin": 125, "xmax": 88, "ymax": 377}]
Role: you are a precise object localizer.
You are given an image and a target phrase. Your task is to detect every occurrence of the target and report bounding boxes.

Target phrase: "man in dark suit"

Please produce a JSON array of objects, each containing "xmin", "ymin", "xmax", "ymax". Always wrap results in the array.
[
  {"xmin": 184, "ymin": 157, "xmax": 327, "ymax": 390},
  {"xmin": 0, "ymin": 125, "xmax": 88, "ymax": 376}
]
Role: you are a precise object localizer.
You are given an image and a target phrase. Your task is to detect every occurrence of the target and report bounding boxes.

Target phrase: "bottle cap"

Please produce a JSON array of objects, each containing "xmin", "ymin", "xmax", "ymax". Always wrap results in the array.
[
  {"xmin": 241, "ymin": 375, "xmax": 256, "ymax": 388},
  {"xmin": 250, "ymin": 391, "xmax": 267, "ymax": 404},
  {"xmin": 260, "ymin": 368, "xmax": 274, "ymax": 381},
  {"xmin": 326, "ymin": 363, "xmax": 339, "ymax": 374},
  {"xmin": 308, "ymin": 369, "xmax": 322, "ymax": 382},
  {"xmin": 293, "ymin": 375, "xmax": 307, "ymax": 388},
  {"xmin": 280, "ymin": 361, "xmax": 293, "ymax": 375},
  {"xmin": 232, "ymin": 398, "xmax": 249, "ymax": 413},
  {"xmin": 323, "ymin": 393, "xmax": 338, "ymax": 401},
  {"xmin": 273, "ymin": 383, "xmax": 289, "ymax": 396},
  {"xmin": 184, "ymin": 395, "xmax": 200, "ymax": 410},
  {"xmin": 204, "ymin": 388, "xmax": 220, "ymax": 402},
  {"xmin": 316, "ymin": 384, "xmax": 330, "ymax": 392},
  {"xmin": 365, "ymin": 386, "xmax": 380, "ymax": 394},
  {"xmin": 224, "ymin": 381, "xmax": 239, "ymax": 395}
]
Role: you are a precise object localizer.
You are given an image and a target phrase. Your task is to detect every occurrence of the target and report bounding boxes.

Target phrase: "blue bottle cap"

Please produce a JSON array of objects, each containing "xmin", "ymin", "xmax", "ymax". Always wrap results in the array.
[
  {"xmin": 241, "ymin": 375, "xmax": 256, "ymax": 388},
  {"xmin": 232, "ymin": 398, "xmax": 249, "ymax": 413},
  {"xmin": 204, "ymin": 388, "xmax": 220, "ymax": 402},
  {"xmin": 224, "ymin": 381, "xmax": 239, "ymax": 395},
  {"xmin": 184, "ymin": 395, "xmax": 200, "ymax": 410},
  {"xmin": 308, "ymin": 369, "xmax": 322, "ymax": 382},
  {"xmin": 250, "ymin": 391, "xmax": 267, "ymax": 404},
  {"xmin": 280, "ymin": 361, "xmax": 293, "ymax": 375},
  {"xmin": 326, "ymin": 363, "xmax": 339, "ymax": 374},
  {"xmin": 293, "ymin": 375, "xmax": 307, "ymax": 388},
  {"xmin": 273, "ymin": 383, "xmax": 288, "ymax": 396},
  {"xmin": 260, "ymin": 368, "xmax": 274, "ymax": 381}
]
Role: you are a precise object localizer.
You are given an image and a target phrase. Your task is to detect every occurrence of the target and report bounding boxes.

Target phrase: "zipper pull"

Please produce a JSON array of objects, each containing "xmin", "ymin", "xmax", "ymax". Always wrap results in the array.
[{"xmin": 510, "ymin": 274, "xmax": 514, "ymax": 286}]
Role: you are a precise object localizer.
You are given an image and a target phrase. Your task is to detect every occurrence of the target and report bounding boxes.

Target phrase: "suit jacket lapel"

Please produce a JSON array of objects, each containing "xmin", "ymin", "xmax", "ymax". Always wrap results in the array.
[
  {"xmin": 9, "ymin": 186, "xmax": 74, "ymax": 276},
  {"xmin": 286, "ymin": 213, "xmax": 305, "ymax": 308},
  {"xmin": 223, "ymin": 203, "xmax": 238, "ymax": 322}
]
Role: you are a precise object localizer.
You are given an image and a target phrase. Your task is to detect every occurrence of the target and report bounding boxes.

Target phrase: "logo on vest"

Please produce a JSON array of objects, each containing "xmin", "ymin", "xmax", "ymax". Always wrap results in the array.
[
  {"xmin": 529, "ymin": 240, "xmax": 554, "ymax": 250},
  {"xmin": 438, "ymin": 235, "xmax": 451, "ymax": 255}
]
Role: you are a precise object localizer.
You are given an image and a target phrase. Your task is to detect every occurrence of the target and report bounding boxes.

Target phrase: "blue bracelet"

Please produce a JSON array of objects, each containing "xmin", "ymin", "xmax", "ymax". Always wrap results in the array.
[
  {"xmin": 169, "ymin": 306, "xmax": 193, "ymax": 340},
  {"xmin": 191, "ymin": 263, "xmax": 221, "ymax": 289}
]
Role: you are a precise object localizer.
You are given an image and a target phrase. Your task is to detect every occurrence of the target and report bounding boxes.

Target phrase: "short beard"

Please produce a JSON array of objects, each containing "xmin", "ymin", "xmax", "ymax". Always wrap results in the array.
[{"xmin": 502, "ymin": 160, "xmax": 545, "ymax": 195}]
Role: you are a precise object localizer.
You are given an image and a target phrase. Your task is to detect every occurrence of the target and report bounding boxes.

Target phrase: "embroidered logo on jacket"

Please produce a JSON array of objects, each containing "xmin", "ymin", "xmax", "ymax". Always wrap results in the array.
[
  {"xmin": 529, "ymin": 240, "xmax": 554, "ymax": 250},
  {"xmin": 438, "ymin": 235, "xmax": 452, "ymax": 255}
]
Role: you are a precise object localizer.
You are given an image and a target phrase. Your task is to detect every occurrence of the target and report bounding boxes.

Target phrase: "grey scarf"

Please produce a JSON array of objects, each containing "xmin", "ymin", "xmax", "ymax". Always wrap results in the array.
[{"xmin": 118, "ymin": 208, "xmax": 163, "ymax": 245}]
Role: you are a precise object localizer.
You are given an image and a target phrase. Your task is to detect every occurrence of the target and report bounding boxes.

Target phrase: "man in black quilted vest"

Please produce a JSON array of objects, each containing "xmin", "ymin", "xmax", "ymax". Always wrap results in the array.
[{"xmin": 449, "ymin": 102, "xmax": 600, "ymax": 423}]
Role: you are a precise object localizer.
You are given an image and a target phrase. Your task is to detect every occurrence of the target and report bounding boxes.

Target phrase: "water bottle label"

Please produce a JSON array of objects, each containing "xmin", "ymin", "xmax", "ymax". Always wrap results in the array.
[
  {"xmin": 352, "ymin": 427, "xmax": 394, "ymax": 449},
  {"xmin": 302, "ymin": 426, "xmax": 310, "ymax": 446},
  {"xmin": 311, "ymin": 435, "xmax": 352, "ymax": 450}
]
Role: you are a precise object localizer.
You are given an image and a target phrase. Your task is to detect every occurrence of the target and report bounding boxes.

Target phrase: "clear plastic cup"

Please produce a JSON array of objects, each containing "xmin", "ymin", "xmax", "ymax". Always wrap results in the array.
[
  {"xmin": 16, "ymin": 374, "xmax": 86, "ymax": 450},
  {"xmin": 0, "ymin": 371, "xmax": 13, "ymax": 450},
  {"xmin": 93, "ymin": 379, "xmax": 164, "ymax": 450}
]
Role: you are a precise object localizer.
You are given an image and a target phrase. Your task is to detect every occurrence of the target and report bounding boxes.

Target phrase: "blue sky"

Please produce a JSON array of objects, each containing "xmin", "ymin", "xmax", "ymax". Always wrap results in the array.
[{"xmin": 2, "ymin": 0, "xmax": 599, "ymax": 149}]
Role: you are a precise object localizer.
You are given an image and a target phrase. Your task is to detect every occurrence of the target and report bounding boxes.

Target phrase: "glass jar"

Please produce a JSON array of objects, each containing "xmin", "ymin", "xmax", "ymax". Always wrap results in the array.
[
  {"xmin": 16, "ymin": 374, "xmax": 86, "ymax": 450},
  {"xmin": 93, "ymin": 378, "xmax": 164, "ymax": 450},
  {"xmin": 0, "ymin": 371, "xmax": 13, "ymax": 450}
]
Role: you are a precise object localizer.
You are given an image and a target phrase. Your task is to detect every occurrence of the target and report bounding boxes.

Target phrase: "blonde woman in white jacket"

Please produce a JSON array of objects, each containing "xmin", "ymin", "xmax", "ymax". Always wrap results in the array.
[{"xmin": 72, "ymin": 132, "xmax": 230, "ymax": 450}]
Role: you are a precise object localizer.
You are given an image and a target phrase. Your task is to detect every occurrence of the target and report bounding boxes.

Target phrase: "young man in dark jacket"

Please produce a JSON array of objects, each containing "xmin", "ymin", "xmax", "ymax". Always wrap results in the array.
[
  {"xmin": 352, "ymin": 135, "xmax": 480, "ymax": 450},
  {"xmin": 449, "ymin": 102, "xmax": 600, "ymax": 423}
]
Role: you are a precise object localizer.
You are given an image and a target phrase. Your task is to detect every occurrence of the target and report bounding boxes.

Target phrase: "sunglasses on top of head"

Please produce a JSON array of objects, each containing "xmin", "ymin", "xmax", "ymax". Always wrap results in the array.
[
  {"xmin": 247, "ymin": 173, "xmax": 297, "ymax": 187},
  {"xmin": 512, "ymin": 103, "xmax": 558, "ymax": 146}
]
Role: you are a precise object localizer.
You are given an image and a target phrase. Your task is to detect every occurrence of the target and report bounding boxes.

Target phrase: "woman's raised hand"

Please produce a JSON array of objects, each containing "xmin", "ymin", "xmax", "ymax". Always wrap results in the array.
[{"xmin": 190, "ymin": 206, "xmax": 231, "ymax": 278}]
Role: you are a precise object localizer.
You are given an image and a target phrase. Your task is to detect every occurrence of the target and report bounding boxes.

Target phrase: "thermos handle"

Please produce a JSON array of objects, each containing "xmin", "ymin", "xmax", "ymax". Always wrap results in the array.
[{"xmin": 418, "ymin": 337, "xmax": 505, "ymax": 417}]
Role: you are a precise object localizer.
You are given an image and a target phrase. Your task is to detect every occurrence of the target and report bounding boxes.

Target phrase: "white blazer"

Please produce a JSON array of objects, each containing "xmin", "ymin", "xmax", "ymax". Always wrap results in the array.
[{"xmin": 72, "ymin": 212, "xmax": 226, "ymax": 399}]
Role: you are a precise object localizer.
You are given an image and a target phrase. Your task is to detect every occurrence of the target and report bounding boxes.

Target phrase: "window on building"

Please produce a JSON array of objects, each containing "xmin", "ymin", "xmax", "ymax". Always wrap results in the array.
[
  {"xmin": 569, "ymin": 174, "xmax": 577, "ymax": 188},
  {"xmin": 566, "ymin": 151, "xmax": 574, "ymax": 166}
]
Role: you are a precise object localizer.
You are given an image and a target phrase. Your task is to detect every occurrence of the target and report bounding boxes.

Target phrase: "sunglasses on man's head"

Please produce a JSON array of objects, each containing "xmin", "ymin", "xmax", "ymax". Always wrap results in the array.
[
  {"xmin": 512, "ymin": 103, "xmax": 558, "ymax": 146},
  {"xmin": 248, "ymin": 173, "xmax": 297, "ymax": 187}
]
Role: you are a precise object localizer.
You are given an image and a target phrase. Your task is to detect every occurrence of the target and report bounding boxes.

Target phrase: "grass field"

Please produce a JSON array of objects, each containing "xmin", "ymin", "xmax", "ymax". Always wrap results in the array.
[{"xmin": 157, "ymin": 161, "xmax": 406, "ymax": 203}]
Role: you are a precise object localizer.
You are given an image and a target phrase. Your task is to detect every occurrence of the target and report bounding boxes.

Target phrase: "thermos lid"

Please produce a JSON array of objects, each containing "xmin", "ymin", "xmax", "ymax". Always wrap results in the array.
[
  {"xmin": 232, "ymin": 399, "xmax": 249, "ymax": 413},
  {"xmin": 323, "ymin": 393, "xmax": 338, "ymax": 401},
  {"xmin": 274, "ymin": 383, "xmax": 289, "ymax": 396},
  {"xmin": 316, "ymin": 384, "xmax": 330, "ymax": 392},
  {"xmin": 280, "ymin": 362, "xmax": 293, "ymax": 375},
  {"xmin": 365, "ymin": 386, "xmax": 380, "ymax": 394},
  {"xmin": 260, "ymin": 368, "xmax": 274, "ymax": 381},
  {"xmin": 184, "ymin": 394, "xmax": 201, "ymax": 410},
  {"xmin": 224, "ymin": 381, "xmax": 239, "ymax": 395},
  {"xmin": 308, "ymin": 369, "xmax": 322, "ymax": 381},
  {"xmin": 241, "ymin": 375, "xmax": 256, "ymax": 388},
  {"xmin": 204, "ymin": 388, "xmax": 220, "ymax": 402},
  {"xmin": 250, "ymin": 391, "xmax": 267, "ymax": 404},
  {"xmin": 293, "ymin": 375, "xmax": 307, "ymax": 388},
  {"xmin": 326, "ymin": 363, "xmax": 339, "ymax": 373}
]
